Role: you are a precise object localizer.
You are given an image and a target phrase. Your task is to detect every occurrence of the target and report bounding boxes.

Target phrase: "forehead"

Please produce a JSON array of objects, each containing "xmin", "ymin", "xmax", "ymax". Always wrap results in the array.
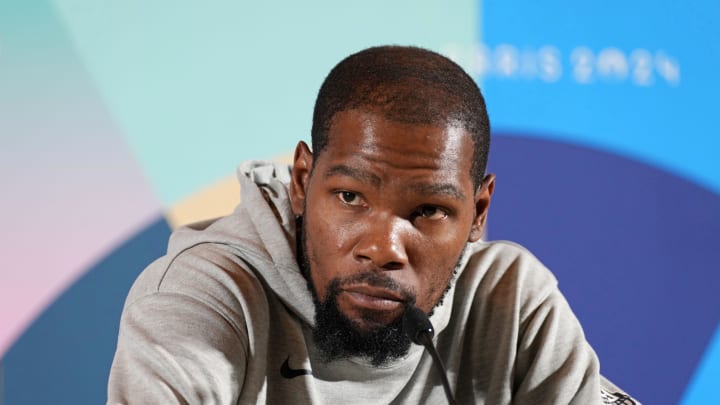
[{"xmin": 318, "ymin": 109, "xmax": 475, "ymax": 190}]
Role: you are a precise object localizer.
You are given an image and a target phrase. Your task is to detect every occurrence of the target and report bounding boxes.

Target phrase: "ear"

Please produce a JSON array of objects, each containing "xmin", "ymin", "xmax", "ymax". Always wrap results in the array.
[
  {"xmin": 468, "ymin": 173, "xmax": 496, "ymax": 242},
  {"xmin": 289, "ymin": 141, "xmax": 314, "ymax": 216}
]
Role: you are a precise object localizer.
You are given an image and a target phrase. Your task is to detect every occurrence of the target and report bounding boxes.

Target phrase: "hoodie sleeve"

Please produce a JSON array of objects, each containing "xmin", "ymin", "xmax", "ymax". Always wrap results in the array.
[
  {"xmin": 107, "ymin": 292, "xmax": 247, "ymax": 404},
  {"xmin": 107, "ymin": 244, "xmax": 262, "ymax": 404},
  {"xmin": 511, "ymin": 285, "xmax": 601, "ymax": 404},
  {"xmin": 468, "ymin": 242, "xmax": 602, "ymax": 404}
]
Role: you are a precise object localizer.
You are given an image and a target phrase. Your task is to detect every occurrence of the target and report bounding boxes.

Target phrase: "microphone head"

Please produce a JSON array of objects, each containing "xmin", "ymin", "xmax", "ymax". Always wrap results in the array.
[{"xmin": 402, "ymin": 305, "xmax": 435, "ymax": 345}]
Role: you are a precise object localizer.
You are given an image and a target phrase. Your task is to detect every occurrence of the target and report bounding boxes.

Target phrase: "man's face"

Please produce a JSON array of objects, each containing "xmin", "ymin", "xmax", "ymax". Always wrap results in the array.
[{"xmin": 290, "ymin": 109, "xmax": 492, "ymax": 363}]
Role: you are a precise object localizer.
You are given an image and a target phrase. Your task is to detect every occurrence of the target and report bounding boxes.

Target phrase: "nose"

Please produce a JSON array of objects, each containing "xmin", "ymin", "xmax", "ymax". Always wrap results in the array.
[{"xmin": 353, "ymin": 214, "xmax": 410, "ymax": 270}]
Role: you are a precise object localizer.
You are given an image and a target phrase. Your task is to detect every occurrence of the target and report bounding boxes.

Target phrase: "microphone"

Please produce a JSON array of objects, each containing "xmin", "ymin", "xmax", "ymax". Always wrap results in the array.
[{"xmin": 402, "ymin": 305, "xmax": 457, "ymax": 405}]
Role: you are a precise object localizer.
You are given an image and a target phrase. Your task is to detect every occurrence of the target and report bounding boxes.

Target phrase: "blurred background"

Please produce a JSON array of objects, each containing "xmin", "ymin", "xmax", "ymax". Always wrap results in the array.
[{"xmin": 1, "ymin": 0, "xmax": 719, "ymax": 403}]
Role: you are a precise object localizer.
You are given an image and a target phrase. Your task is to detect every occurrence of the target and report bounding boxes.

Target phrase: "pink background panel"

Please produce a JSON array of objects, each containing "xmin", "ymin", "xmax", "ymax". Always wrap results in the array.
[{"xmin": 1, "ymin": 71, "xmax": 163, "ymax": 357}]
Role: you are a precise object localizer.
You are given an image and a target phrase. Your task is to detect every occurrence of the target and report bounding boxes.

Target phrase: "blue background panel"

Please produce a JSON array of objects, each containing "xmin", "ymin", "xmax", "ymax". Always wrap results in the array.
[{"xmin": 481, "ymin": 0, "xmax": 720, "ymax": 196}]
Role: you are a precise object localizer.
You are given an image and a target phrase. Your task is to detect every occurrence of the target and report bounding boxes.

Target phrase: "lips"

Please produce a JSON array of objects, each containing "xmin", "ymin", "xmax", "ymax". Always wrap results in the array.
[{"xmin": 340, "ymin": 284, "xmax": 407, "ymax": 311}]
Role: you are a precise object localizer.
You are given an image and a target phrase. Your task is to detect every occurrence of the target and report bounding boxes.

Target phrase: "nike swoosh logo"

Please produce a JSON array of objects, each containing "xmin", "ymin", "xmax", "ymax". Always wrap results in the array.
[{"xmin": 280, "ymin": 356, "xmax": 312, "ymax": 379}]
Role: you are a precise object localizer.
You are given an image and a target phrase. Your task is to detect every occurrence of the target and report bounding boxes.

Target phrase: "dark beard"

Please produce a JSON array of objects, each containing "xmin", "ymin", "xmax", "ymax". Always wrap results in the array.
[
  {"xmin": 310, "ymin": 273, "xmax": 415, "ymax": 366},
  {"xmin": 296, "ymin": 215, "xmax": 464, "ymax": 367}
]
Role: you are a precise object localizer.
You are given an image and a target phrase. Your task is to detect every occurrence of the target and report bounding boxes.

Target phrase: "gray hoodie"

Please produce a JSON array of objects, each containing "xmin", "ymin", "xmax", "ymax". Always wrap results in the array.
[{"xmin": 108, "ymin": 161, "xmax": 607, "ymax": 404}]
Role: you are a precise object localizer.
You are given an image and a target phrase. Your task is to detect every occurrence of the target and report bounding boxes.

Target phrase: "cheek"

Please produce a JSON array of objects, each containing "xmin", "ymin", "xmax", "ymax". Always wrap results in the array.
[
  {"xmin": 412, "ymin": 228, "xmax": 469, "ymax": 307},
  {"xmin": 306, "ymin": 189, "xmax": 366, "ymax": 256},
  {"xmin": 414, "ymin": 227, "xmax": 466, "ymax": 267},
  {"xmin": 303, "ymin": 202, "xmax": 358, "ymax": 299}
]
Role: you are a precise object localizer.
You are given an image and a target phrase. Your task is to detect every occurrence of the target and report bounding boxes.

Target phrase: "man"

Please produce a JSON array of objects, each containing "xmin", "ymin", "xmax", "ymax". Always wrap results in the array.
[{"xmin": 108, "ymin": 46, "xmax": 631, "ymax": 404}]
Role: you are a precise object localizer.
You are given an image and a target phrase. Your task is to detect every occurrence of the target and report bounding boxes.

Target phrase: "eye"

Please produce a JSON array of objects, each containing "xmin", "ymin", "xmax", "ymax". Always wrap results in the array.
[
  {"xmin": 416, "ymin": 205, "xmax": 448, "ymax": 220},
  {"xmin": 336, "ymin": 191, "xmax": 364, "ymax": 206}
]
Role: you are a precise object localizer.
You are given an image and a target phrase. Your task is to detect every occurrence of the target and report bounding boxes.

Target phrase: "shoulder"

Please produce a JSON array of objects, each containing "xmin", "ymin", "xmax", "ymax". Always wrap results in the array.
[
  {"xmin": 449, "ymin": 240, "xmax": 569, "ymax": 333},
  {"xmin": 452, "ymin": 242, "xmax": 602, "ymax": 402},
  {"xmin": 108, "ymin": 243, "xmax": 256, "ymax": 403},
  {"xmin": 459, "ymin": 240, "xmax": 558, "ymax": 301},
  {"xmin": 123, "ymin": 242, "xmax": 269, "ymax": 332}
]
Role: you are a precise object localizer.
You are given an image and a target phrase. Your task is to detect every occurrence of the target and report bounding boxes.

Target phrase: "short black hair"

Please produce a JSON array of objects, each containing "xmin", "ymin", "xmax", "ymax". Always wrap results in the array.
[{"xmin": 311, "ymin": 45, "xmax": 491, "ymax": 188}]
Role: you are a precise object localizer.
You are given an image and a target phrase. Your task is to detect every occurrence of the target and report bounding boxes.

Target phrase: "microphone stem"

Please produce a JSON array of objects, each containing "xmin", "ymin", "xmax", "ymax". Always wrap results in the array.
[{"xmin": 419, "ymin": 333, "xmax": 457, "ymax": 405}]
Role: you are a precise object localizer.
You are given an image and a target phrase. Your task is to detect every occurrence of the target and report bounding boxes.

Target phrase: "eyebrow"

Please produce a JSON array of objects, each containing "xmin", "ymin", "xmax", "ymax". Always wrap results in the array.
[
  {"xmin": 407, "ymin": 182, "xmax": 466, "ymax": 201},
  {"xmin": 325, "ymin": 164, "xmax": 466, "ymax": 200},
  {"xmin": 325, "ymin": 164, "xmax": 381, "ymax": 187}
]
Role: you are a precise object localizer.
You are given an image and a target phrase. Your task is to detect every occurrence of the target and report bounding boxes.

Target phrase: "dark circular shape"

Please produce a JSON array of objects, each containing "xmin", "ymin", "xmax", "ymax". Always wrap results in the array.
[{"xmin": 487, "ymin": 134, "xmax": 720, "ymax": 405}]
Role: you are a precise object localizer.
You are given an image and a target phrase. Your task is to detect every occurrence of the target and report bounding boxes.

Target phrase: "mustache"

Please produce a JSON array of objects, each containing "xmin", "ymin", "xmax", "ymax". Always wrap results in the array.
[{"xmin": 329, "ymin": 271, "xmax": 417, "ymax": 306}]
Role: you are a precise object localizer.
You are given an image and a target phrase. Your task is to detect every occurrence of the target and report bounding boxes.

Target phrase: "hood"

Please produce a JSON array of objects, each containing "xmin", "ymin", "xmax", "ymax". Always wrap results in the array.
[{"xmin": 167, "ymin": 160, "xmax": 317, "ymax": 326}]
